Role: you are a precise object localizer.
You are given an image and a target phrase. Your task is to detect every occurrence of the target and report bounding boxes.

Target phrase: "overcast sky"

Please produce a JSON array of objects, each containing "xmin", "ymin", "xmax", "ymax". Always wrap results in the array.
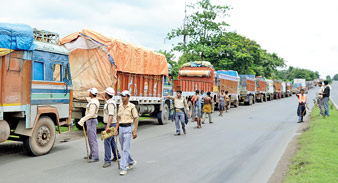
[{"xmin": 1, "ymin": 0, "xmax": 337, "ymax": 78}]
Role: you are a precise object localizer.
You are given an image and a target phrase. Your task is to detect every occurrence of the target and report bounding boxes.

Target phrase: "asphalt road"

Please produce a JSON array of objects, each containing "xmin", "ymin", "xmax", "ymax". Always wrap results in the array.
[
  {"xmin": 330, "ymin": 81, "xmax": 338, "ymax": 105},
  {"xmin": 0, "ymin": 89, "xmax": 316, "ymax": 183}
]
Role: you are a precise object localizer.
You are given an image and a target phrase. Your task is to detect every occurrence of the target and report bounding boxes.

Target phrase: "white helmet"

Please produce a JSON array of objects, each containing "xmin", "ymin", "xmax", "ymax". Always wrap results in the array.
[
  {"xmin": 121, "ymin": 90, "xmax": 130, "ymax": 97},
  {"xmin": 88, "ymin": 88, "xmax": 98, "ymax": 95},
  {"xmin": 105, "ymin": 87, "xmax": 115, "ymax": 96}
]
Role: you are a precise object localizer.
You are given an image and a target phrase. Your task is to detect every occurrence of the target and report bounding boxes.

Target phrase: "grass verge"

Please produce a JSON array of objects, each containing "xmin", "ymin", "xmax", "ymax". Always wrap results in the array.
[{"xmin": 284, "ymin": 102, "xmax": 338, "ymax": 183}]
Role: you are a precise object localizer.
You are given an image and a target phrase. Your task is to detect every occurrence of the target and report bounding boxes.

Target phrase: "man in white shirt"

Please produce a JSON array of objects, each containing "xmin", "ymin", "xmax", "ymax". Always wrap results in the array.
[
  {"xmin": 317, "ymin": 82, "xmax": 324, "ymax": 116},
  {"xmin": 102, "ymin": 87, "xmax": 120, "ymax": 168}
]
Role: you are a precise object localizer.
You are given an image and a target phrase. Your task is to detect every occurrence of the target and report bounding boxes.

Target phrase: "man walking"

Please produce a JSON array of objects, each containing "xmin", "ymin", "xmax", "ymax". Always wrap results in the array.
[
  {"xmin": 192, "ymin": 90, "xmax": 202, "ymax": 128},
  {"xmin": 317, "ymin": 82, "xmax": 324, "ymax": 116},
  {"xmin": 78, "ymin": 88, "xmax": 100, "ymax": 162},
  {"xmin": 166, "ymin": 90, "xmax": 190, "ymax": 135},
  {"xmin": 102, "ymin": 87, "xmax": 121, "ymax": 168},
  {"xmin": 296, "ymin": 89, "xmax": 308, "ymax": 123},
  {"xmin": 114, "ymin": 90, "xmax": 138, "ymax": 175},
  {"xmin": 202, "ymin": 92, "xmax": 213, "ymax": 124},
  {"xmin": 321, "ymin": 80, "xmax": 331, "ymax": 117},
  {"xmin": 200, "ymin": 90, "xmax": 206, "ymax": 116}
]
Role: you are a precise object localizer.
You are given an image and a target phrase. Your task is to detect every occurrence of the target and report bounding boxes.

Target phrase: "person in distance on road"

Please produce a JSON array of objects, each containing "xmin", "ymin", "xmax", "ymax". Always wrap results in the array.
[
  {"xmin": 192, "ymin": 90, "xmax": 202, "ymax": 128},
  {"xmin": 102, "ymin": 87, "xmax": 121, "ymax": 168},
  {"xmin": 320, "ymin": 80, "xmax": 331, "ymax": 117},
  {"xmin": 114, "ymin": 90, "xmax": 139, "ymax": 176},
  {"xmin": 296, "ymin": 89, "xmax": 308, "ymax": 123},
  {"xmin": 317, "ymin": 82, "xmax": 324, "ymax": 116},
  {"xmin": 166, "ymin": 90, "xmax": 190, "ymax": 135},
  {"xmin": 200, "ymin": 90, "xmax": 206, "ymax": 117},
  {"xmin": 218, "ymin": 90, "xmax": 226, "ymax": 116},
  {"xmin": 202, "ymin": 92, "xmax": 214, "ymax": 124},
  {"xmin": 225, "ymin": 91, "xmax": 230, "ymax": 113},
  {"xmin": 78, "ymin": 88, "xmax": 100, "ymax": 162}
]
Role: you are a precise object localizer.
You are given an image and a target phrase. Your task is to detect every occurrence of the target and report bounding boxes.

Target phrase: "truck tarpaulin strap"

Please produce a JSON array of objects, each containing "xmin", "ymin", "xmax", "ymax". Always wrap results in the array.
[{"xmin": 0, "ymin": 23, "xmax": 36, "ymax": 50}]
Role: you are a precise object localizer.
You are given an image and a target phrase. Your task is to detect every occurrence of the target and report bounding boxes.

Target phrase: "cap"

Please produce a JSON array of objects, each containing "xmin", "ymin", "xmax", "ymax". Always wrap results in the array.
[
  {"xmin": 105, "ymin": 87, "xmax": 115, "ymax": 96},
  {"xmin": 88, "ymin": 88, "xmax": 98, "ymax": 95},
  {"xmin": 121, "ymin": 90, "xmax": 130, "ymax": 97}
]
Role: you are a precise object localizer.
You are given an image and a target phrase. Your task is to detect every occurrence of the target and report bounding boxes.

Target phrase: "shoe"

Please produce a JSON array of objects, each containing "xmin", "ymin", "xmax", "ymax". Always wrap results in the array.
[
  {"xmin": 84, "ymin": 156, "xmax": 92, "ymax": 160},
  {"xmin": 174, "ymin": 133, "xmax": 181, "ymax": 136},
  {"xmin": 127, "ymin": 161, "xmax": 137, "ymax": 170},
  {"xmin": 111, "ymin": 157, "xmax": 121, "ymax": 161},
  {"xmin": 89, "ymin": 159, "xmax": 99, "ymax": 163},
  {"xmin": 210, "ymin": 121, "xmax": 213, "ymax": 124},
  {"xmin": 297, "ymin": 121, "xmax": 302, "ymax": 123},
  {"xmin": 103, "ymin": 163, "xmax": 111, "ymax": 168},
  {"xmin": 120, "ymin": 170, "xmax": 127, "ymax": 176},
  {"xmin": 183, "ymin": 130, "xmax": 186, "ymax": 134},
  {"xmin": 202, "ymin": 122, "xmax": 205, "ymax": 124}
]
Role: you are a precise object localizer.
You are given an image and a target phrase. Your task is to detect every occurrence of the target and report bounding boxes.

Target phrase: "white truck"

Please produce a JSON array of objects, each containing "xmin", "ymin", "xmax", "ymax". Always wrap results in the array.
[
  {"xmin": 293, "ymin": 79, "xmax": 307, "ymax": 94},
  {"xmin": 266, "ymin": 79, "xmax": 274, "ymax": 101}
]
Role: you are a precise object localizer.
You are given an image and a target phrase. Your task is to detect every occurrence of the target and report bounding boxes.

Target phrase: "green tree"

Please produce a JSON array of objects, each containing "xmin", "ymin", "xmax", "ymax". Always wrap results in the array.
[
  {"xmin": 167, "ymin": 0, "xmax": 231, "ymax": 60},
  {"xmin": 333, "ymin": 74, "xmax": 338, "ymax": 81},
  {"xmin": 326, "ymin": 75, "xmax": 332, "ymax": 84}
]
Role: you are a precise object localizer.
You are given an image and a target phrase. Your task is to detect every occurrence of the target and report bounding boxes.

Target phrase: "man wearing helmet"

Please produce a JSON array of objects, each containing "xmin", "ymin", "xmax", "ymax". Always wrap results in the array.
[
  {"xmin": 102, "ymin": 87, "xmax": 121, "ymax": 168},
  {"xmin": 114, "ymin": 90, "xmax": 139, "ymax": 176},
  {"xmin": 78, "ymin": 88, "xmax": 100, "ymax": 162}
]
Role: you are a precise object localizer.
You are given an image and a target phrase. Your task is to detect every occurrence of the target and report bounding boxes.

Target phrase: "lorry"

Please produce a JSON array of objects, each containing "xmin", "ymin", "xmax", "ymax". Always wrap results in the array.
[
  {"xmin": 293, "ymin": 79, "xmax": 306, "ymax": 94},
  {"xmin": 0, "ymin": 24, "xmax": 72, "ymax": 156},
  {"xmin": 273, "ymin": 80, "xmax": 282, "ymax": 99},
  {"xmin": 266, "ymin": 79, "xmax": 274, "ymax": 101},
  {"xmin": 286, "ymin": 82, "xmax": 293, "ymax": 97},
  {"xmin": 239, "ymin": 75, "xmax": 256, "ymax": 105},
  {"xmin": 59, "ymin": 29, "xmax": 171, "ymax": 127},
  {"xmin": 281, "ymin": 81, "xmax": 287, "ymax": 98},
  {"xmin": 216, "ymin": 70, "xmax": 240, "ymax": 108},
  {"xmin": 255, "ymin": 76, "xmax": 267, "ymax": 102},
  {"xmin": 173, "ymin": 61, "xmax": 216, "ymax": 113}
]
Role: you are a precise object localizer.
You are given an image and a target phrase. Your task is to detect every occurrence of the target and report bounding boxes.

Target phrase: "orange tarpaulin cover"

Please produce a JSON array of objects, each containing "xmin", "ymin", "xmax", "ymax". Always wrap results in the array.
[{"xmin": 60, "ymin": 29, "xmax": 168, "ymax": 100}]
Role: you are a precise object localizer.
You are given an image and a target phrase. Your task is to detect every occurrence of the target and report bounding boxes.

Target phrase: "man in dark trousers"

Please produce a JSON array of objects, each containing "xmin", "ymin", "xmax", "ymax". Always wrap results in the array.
[
  {"xmin": 296, "ymin": 89, "xmax": 308, "ymax": 123},
  {"xmin": 321, "ymin": 80, "xmax": 331, "ymax": 117}
]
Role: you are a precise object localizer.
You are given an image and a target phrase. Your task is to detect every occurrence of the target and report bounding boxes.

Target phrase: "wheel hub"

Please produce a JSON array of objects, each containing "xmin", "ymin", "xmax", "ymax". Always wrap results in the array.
[{"xmin": 37, "ymin": 126, "xmax": 51, "ymax": 146}]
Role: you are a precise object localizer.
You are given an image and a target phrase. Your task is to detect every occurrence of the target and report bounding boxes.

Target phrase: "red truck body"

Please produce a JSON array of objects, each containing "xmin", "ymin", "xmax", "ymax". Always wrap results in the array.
[{"xmin": 173, "ymin": 66, "xmax": 215, "ymax": 93}]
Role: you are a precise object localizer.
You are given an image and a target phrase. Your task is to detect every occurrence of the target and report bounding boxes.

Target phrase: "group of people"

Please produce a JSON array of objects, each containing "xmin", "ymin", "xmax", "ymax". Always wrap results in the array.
[
  {"xmin": 78, "ymin": 88, "xmax": 138, "ymax": 176},
  {"xmin": 317, "ymin": 81, "xmax": 331, "ymax": 117},
  {"xmin": 296, "ymin": 80, "xmax": 331, "ymax": 123},
  {"xmin": 166, "ymin": 89, "xmax": 230, "ymax": 136}
]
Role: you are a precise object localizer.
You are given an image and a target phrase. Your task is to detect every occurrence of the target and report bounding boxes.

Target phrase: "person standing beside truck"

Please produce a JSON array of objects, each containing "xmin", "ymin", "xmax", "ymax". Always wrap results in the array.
[
  {"xmin": 166, "ymin": 90, "xmax": 190, "ymax": 135},
  {"xmin": 102, "ymin": 87, "xmax": 121, "ymax": 168},
  {"xmin": 114, "ymin": 90, "xmax": 138, "ymax": 176},
  {"xmin": 78, "ymin": 88, "xmax": 100, "ymax": 162},
  {"xmin": 202, "ymin": 92, "xmax": 213, "ymax": 124},
  {"xmin": 225, "ymin": 91, "xmax": 230, "ymax": 113},
  {"xmin": 317, "ymin": 82, "xmax": 324, "ymax": 116},
  {"xmin": 200, "ymin": 90, "xmax": 206, "ymax": 116},
  {"xmin": 192, "ymin": 90, "xmax": 202, "ymax": 128},
  {"xmin": 296, "ymin": 89, "xmax": 308, "ymax": 123},
  {"xmin": 321, "ymin": 80, "xmax": 330, "ymax": 117},
  {"xmin": 218, "ymin": 90, "xmax": 226, "ymax": 116}
]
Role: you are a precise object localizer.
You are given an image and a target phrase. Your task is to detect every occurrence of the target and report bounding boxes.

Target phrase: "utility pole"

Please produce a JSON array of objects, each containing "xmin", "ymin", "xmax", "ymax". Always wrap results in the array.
[{"xmin": 183, "ymin": 2, "xmax": 187, "ymax": 46}]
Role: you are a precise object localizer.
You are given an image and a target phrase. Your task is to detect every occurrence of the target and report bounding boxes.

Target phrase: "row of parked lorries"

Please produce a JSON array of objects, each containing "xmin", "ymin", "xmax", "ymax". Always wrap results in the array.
[{"xmin": 0, "ymin": 23, "xmax": 308, "ymax": 156}]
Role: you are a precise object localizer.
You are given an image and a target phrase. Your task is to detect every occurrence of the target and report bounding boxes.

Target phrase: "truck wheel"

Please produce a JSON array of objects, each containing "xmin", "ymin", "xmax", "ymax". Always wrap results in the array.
[
  {"xmin": 157, "ymin": 104, "xmax": 170, "ymax": 125},
  {"xmin": 23, "ymin": 116, "xmax": 56, "ymax": 156}
]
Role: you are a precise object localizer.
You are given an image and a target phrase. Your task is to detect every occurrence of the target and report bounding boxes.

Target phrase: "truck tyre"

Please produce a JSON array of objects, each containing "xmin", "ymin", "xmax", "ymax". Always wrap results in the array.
[
  {"xmin": 157, "ymin": 103, "xmax": 170, "ymax": 125},
  {"xmin": 23, "ymin": 116, "xmax": 56, "ymax": 156}
]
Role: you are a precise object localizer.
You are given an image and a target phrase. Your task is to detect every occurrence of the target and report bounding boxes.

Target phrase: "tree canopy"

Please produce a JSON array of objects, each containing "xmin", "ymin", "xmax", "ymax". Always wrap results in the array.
[{"xmin": 165, "ymin": 0, "xmax": 319, "ymax": 80}]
